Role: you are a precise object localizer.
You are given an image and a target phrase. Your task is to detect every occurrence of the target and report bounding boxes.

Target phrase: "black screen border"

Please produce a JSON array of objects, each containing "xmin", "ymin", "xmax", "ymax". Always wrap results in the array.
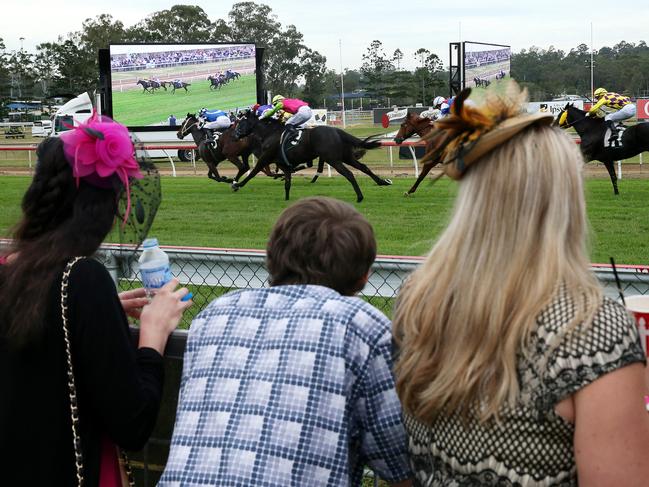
[{"xmin": 98, "ymin": 42, "xmax": 264, "ymax": 132}]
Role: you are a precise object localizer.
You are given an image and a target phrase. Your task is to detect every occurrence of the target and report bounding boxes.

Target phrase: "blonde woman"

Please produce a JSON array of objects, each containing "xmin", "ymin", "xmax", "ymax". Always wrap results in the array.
[{"xmin": 393, "ymin": 84, "xmax": 649, "ymax": 486}]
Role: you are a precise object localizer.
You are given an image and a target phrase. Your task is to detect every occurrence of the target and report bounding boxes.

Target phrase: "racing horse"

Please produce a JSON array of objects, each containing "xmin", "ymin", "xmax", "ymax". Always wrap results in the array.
[
  {"xmin": 232, "ymin": 112, "xmax": 392, "ymax": 202},
  {"xmin": 170, "ymin": 81, "xmax": 191, "ymax": 94},
  {"xmin": 137, "ymin": 79, "xmax": 160, "ymax": 93},
  {"xmin": 207, "ymin": 75, "xmax": 225, "ymax": 90},
  {"xmin": 177, "ymin": 114, "xmax": 278, "ymax": 184},
  {"xmin": 393, "ymin": 111, "xmax": 441, "ymax": 196},
  {"xmin": 558, "ymin": 103, "xmax": 649, "ymax": 195}
]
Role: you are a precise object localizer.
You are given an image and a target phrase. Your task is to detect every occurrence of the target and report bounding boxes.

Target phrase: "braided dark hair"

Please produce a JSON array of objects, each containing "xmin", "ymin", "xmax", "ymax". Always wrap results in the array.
[{"xmin": 0, "ymin": 137, "xmax": 120, "ymax": 348}]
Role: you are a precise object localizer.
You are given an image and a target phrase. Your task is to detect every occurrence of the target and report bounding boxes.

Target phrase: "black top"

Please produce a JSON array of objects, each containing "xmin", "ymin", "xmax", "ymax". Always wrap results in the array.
[{"xmin": 0, "ymin": 258, "xmax": 165, "ymax": 487}]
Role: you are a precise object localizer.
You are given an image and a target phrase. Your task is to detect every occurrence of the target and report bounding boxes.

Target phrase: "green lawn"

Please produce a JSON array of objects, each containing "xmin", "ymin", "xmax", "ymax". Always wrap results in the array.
[
  {"xmin": 2, "ymin": 175, "xmax": 649, "ymax": 265},
  {"xmin": 111, "ymin": 74, "xmax": 257, "ymax": 126}
]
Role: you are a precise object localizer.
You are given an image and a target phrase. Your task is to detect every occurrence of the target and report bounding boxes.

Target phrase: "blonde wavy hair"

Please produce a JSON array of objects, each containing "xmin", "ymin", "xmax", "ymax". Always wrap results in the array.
[{"xmin": 393, "ymin": 91, "xmax": 602, "ymax": 423}]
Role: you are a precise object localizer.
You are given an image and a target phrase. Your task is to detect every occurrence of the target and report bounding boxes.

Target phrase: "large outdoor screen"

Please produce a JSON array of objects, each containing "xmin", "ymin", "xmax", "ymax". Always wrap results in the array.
[
  {"xmin": 463, "ymin": 42, "xmax": 511, "ymax": 89},
  {"xmin": 106, "ymin": 43, "xmax": 258, "ymax": 128}
]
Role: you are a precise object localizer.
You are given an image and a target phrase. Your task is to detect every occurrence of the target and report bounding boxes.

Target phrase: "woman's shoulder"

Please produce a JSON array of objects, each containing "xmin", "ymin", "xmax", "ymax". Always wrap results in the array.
[
  {"xmin": 537, "ymin": 294, "xmax": 645, "ymax": 406},
  {"xmin": 66, "ymin": 257, "xmax": 116, "ymax": 295}
]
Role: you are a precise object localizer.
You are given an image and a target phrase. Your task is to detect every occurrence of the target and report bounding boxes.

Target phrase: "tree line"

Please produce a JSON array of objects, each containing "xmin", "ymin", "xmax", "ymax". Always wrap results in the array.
[{"xmin": 1, "ymin": 2, "xmax": 648, "ymax": 113}]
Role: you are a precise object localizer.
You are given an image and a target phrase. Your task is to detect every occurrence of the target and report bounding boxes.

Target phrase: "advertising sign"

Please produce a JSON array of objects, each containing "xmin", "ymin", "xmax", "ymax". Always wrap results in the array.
[{"xmin": 637, "ymin": 99, "xmax": 649, "ymax": 120}]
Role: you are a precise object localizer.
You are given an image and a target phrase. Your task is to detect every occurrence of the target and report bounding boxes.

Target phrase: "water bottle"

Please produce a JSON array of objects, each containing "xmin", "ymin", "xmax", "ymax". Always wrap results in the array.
[{"xmin": 138, "ymin": 238, "xmax": 172, "ymax": 296}]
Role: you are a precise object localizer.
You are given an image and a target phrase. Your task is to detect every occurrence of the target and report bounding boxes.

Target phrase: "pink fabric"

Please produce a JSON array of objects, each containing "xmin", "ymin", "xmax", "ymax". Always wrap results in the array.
[
  {"xmin": 281, "ymin": 98, "xmax": 308, "ymax": 114},
  {"xmin": 0, "ymin": 255, "xmax": 7, "ymax": 265},
  {"xmin": 99, "ymin": 436, "xmax": 122, "ymax": 487},
  {"xmin": 60, "ymin": 112, "xmax": 142, "ymax": 224}
]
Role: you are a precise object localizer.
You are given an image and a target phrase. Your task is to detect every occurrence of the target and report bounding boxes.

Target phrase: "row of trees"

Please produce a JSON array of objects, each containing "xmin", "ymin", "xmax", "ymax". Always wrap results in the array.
[
  {"xmin": 2, "ymin": 2, "xmax": 649, "ymax": 111},
  {"xmin": 513, "ymin": 41, "xmax": 649, "ymax": 100},
  {"xmin": 0, "ymin": 3, "xmax": 330, "ymax": 106}
]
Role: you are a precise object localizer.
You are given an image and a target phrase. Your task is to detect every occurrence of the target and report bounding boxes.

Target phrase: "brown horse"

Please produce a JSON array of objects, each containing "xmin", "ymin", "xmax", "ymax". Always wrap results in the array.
[
  {"xmin": 178, "ymin": 114, "xmax": 280, "ymax": 183},
  {"xmin": 394, "ymin": 112, "xmax": 442, "ymax": 196}
]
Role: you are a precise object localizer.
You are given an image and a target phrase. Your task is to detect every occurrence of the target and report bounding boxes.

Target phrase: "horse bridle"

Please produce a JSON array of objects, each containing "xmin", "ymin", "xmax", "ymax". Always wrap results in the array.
[
  {"xmin": 179, "ymin": 118, "xmax": 199, "ymax": 138},
  {"xmin": 559, "ymin": 112, "xmax": 589, "ymax": 129}
]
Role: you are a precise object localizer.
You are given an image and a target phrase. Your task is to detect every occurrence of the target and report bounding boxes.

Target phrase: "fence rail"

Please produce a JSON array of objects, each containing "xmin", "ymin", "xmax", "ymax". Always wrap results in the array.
[{"xmin": 93, "ymin": 243, "xmax": 649, "ymax": 327}]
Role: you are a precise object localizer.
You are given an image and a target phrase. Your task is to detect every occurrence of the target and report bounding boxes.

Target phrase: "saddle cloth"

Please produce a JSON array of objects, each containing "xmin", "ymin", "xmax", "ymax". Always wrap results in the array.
[
  {"xmin": 604, "ymin": 124, "xmax": 626, "ymax": 148},
  {"xmin": 280, "ymin": 128, "xmax": 304, "ymax": 149}
]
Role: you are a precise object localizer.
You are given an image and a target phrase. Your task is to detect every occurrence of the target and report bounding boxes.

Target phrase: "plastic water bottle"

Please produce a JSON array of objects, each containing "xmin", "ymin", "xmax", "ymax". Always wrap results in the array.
[{"xmin": 139, "ymin": 238, "xmax": 173, "ymax": 296}]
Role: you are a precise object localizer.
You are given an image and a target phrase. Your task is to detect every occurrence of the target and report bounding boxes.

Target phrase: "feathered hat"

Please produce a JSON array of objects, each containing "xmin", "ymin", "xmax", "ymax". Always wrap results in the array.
[{"xmin": 422, "ymin": 82, "xmax": 554, "ymax": 180}]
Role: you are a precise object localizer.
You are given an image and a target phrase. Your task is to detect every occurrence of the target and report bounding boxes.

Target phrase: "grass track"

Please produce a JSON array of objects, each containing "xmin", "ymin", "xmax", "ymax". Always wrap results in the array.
[
  {"xmin": 111, "ymin": 74, "xmax": 256, "ymax": 126},
  {"xmin": 2, "ymin": 175, "xmax": 649, "ymax": 265}
]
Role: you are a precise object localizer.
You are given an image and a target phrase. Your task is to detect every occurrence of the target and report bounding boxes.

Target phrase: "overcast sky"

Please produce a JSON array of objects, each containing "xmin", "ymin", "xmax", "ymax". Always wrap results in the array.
[{"xmin": 3, "ymin": 0, "xmax": 649, "ymax": 71}]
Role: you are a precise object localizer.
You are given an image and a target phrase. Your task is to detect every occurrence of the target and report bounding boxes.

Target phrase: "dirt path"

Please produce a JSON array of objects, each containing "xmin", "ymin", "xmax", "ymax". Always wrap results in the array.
[{"xmin": 3, "ymin": 162, "xmax": 648, "ymax": 180}]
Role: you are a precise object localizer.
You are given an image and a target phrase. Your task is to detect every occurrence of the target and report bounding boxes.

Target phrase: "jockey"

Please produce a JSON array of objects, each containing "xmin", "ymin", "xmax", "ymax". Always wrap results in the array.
[
  {"xmin": 261, "ymin": 95, "xmax": 312, "ymax": 141},
  {"xmin": 198, "ymin": 107, "xmax": 232, "ymax": 146},
  {"xmin": 255, "ymin": 104, "xmax": 273, "ymax": 118},
  {"xmin": 433, "ymin": 96, "xmax": 450, "ymax": 119},
  {"xmin": 588, "ymin": 88, "xmax": 636, "ymax": 141}
]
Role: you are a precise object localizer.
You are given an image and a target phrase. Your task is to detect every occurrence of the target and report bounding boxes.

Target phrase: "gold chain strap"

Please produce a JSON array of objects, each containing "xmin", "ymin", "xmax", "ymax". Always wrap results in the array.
[
  {"xmin": 61, "ymin": 258, "xmax": 135, "ymax": 487},
  {"xmin": 61, "ymin": 257, "xmax": 85, "ymax": 487}
]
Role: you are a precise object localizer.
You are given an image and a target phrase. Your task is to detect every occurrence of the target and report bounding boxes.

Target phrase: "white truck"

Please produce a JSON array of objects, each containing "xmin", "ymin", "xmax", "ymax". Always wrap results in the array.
[{"xmin": 51, "ymin": 92, "xmax": 198, "ymax": 162}]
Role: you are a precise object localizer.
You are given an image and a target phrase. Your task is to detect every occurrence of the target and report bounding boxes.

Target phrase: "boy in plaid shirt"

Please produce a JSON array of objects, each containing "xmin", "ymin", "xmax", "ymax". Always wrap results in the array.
[{"xmin": 160, "ymin": 197, "xmax": 412, "ymax": 487}]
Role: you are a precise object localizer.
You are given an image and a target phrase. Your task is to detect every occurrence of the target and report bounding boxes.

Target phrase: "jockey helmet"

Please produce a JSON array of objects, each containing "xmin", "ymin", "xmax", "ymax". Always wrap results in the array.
[
  {"xmin": 272, "ymin": 95, "xmax": 285, "ymax": 104},
  {"xmin": 199, "ymin": 108, "xmax": 207, "ymax": 117},
  {"xmin": 594, "ymin": 88, "xmax": 607, "ymax": 98},
  {"xmin": 433, "ymin": 96, "xmax": 446, "ymax": 108}
]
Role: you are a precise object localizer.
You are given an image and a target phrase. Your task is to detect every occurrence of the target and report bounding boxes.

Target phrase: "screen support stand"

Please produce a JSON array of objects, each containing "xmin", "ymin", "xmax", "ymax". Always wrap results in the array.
[{"xmin": 449, "ymin": 42, "xmax": 462, "ymax": 97}]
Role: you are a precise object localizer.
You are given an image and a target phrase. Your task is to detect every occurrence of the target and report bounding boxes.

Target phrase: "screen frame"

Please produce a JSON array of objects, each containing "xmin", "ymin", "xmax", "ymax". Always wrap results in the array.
[
  {"xmin": 461, "ymin": 41, "xmax": 511, "ymax": 90},
  {"xmin": 98, "ymin": 42, "xmax": 264, "ymax": 132}
]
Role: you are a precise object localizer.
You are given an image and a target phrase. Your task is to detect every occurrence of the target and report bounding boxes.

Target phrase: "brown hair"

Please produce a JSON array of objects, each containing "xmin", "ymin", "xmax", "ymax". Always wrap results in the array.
[{"xmin": 267, "ymin": 197, "xmax": 376, "ymax": 296}]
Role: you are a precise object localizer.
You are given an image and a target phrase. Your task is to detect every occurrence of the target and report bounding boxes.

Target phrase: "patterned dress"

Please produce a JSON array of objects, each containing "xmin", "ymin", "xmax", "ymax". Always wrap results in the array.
[{"xmin": 405, "ymin": 292, "xmax": 645, "ymax": 486}]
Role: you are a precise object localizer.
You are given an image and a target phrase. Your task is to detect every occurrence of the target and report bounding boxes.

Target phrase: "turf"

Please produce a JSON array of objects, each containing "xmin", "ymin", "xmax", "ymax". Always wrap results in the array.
[
  {"xmin": 111, "ymin": 74, "xmax": 257, "ymax": 126},
  {"xmin": 2, "ymin": 175, "xmax": 649, "ymax": 265}
]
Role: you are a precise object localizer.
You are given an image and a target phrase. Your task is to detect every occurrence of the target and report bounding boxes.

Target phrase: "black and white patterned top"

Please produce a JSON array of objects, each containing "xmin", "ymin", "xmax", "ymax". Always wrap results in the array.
[{"xmin": 405, "ymin": 292, "xmax": 646, "ymax": 486}]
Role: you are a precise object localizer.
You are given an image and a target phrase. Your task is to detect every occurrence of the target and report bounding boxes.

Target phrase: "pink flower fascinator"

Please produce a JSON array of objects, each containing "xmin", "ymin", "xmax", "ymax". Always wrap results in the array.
[{"xmin": 60, "ymin": 113, "xmax": 142, "ymax": 223}]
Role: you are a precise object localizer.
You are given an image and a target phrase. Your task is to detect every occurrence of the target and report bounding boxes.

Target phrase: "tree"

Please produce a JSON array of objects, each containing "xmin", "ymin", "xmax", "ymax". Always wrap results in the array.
[
  {"xmin": 126, "ymin": 6, "xmax": 214, "ymax": 43},
  {"xmin": 393, "ymin": 49, "xmax": 404, "ymax": 71},
  {"xmin": 361, "ymin": 40, "xmax": 394, "ymax": 104},
  {"xmin": 299, "ymin": 48, "xmax": 328, "ymax": 106},
  {"xmin": 221, "ymin": 2, "xmax": 327, "ymax": 97}
]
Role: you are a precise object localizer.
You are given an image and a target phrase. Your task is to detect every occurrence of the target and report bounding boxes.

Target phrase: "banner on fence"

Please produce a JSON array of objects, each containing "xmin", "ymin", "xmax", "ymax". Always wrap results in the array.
[
  {"xmin": 637, "ymin": 99, "xmax": 649, "ymax": 120},
  {"xmin": 306, "ymin": 109, "xmax": 328, "ymax": 126},
  {"xmin": 527, "ymin": 100, "xmax": 584, "ymax": 116}
]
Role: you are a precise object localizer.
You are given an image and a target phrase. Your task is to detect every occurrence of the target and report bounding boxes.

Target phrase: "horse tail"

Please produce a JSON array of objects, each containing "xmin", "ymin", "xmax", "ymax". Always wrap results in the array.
[{"xmin": 337, "ymin": 130, "xmax": 382, "ymax": 151}]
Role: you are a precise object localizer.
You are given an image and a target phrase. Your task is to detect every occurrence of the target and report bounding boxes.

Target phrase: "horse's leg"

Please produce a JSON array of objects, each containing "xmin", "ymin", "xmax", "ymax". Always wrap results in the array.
[
  {"xmin": 342, "ymin": 157, "xmax": 392, "ymax": 186},
  {"xmin": 283, "ymin": 169, "xmax": 292, "ymax": 200},
  {"xmin": 602, "ymin": 160, "xmax": 620, "ymax": 195},
  {"xmin": 329, "ymin": 161, "xmax": 365, "ymax": 202},
  {"xmin": 405, "ymin": 160, "xmax": 438, "ymax": 196},
  {"xmin": 311, "ymin": 158, "xmax": 325, "ymax": 183},
  {"xmin": 232, "ymin": 154, "xmax": 273, "ymax": 190},
  {"xmin": 234, "ymin": 154, "xmax": 251, "ymax": 182}
]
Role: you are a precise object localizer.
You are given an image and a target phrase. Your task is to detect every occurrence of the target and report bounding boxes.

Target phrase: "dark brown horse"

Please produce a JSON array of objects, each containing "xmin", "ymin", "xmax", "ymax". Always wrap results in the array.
[{"xmin": 394, "ymin": 112, "xmax": 442, "ymax": 196}]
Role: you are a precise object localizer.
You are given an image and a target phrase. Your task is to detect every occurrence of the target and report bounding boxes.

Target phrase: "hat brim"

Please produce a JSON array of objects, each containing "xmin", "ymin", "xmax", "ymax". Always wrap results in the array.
[{"xmin": 444, "ymin": 112, "xmax": 555, "ymax": 180}]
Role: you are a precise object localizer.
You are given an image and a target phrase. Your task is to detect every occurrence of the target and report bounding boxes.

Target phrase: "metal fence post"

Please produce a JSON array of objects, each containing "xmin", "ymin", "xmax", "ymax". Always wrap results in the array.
[{"xmin": 103, "ymin": 249, "xmax": 119, "ymax": 288}]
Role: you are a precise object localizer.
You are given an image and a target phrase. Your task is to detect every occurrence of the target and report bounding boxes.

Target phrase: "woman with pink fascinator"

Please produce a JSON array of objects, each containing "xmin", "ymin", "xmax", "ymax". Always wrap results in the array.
[{"xmin": 0, "ymin": 114, "xmax": 192, "ymax": 486}]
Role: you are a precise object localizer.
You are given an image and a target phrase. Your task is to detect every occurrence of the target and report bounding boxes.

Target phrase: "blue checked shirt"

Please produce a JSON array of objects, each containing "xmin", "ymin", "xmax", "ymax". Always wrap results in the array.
[{"xmin": 159, "ymin": 285, "xmax": 411, "ymax": 486}]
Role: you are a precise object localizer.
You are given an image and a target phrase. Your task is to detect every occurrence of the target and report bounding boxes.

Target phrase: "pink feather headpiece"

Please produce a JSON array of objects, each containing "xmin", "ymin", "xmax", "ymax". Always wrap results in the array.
[{"xmin": 60, "ymin": 113, "xmax": 142, "ymax": 223}]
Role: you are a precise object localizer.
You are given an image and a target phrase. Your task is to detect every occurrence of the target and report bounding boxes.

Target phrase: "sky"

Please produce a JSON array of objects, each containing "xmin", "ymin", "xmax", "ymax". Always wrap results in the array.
[{"xmin": 3, "ymin": 0, "xmax": 649, "ymax": 71}]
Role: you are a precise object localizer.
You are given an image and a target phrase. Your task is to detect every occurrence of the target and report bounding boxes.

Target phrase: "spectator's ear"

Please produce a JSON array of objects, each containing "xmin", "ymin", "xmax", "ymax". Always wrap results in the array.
[{"xmin": 351, "ymin": 272, "xmax": 370, "ymax": 296}]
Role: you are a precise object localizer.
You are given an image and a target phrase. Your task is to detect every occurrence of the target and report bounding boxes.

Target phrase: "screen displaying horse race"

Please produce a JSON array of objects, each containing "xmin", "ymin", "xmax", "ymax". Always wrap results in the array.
[
  {"xmin": 108, "ymin": 43, "xmax": 258, "ymax": 127},
  {"xmin": 463, "ymin": 42, "xmax": 511, "ymax": 89}
]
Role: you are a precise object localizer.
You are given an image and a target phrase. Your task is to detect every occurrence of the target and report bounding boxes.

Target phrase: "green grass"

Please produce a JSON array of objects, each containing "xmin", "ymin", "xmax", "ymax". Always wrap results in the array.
[
  {"xmin": 111, "ymin": 74, "xmax": 257, "ymax": 126},
  {"xmin": 2, "ymin": 175, "xmax": 649, "ymax": 265}
]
